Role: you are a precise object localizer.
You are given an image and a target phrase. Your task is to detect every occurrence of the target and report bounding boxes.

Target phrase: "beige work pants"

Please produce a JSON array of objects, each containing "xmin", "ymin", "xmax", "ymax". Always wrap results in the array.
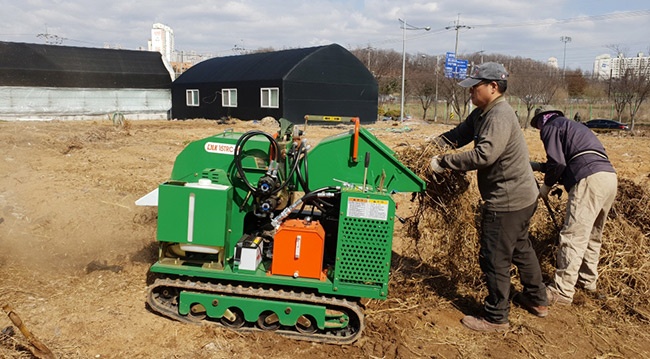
[{"xmin": 551, "ymin": 171, "xmax": 618, "ymax": 300}]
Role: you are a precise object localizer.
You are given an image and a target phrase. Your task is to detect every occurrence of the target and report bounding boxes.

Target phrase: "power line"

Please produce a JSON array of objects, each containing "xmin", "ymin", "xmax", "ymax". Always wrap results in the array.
[
  {"xmin": 359, "ymin": 9, "xmax": 650, "ymax": 50},
  {"xmin": 469, "ymin": 9, "xmax": 650, "ymax": 29}
]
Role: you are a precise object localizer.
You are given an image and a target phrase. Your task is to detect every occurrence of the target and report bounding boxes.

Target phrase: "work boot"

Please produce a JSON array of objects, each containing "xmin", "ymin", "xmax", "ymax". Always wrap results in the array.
[
  {"xmin": 546, "ymin": 287, "xmax": 572, "ymax": 306},
  {"xmin": 512, "ymin": 292, "xmax": 548, "ymax": 318},
  {"xmin": 583, "ymin": 288, "xmax": 607, "ymax": 301},
  {"xmin": 577, "ymin": 283, "xmax": 607, "ymax": 301},
  {"xmin": 460, "ymin": 315, "xmax": 509, "ymax": 332}
]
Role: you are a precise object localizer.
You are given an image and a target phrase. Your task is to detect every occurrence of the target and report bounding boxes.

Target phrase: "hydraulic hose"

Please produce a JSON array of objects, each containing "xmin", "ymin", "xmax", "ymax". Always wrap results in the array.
[{"xmin": 234, "ymin": 130, "xmax": 281, "ymax": 194}]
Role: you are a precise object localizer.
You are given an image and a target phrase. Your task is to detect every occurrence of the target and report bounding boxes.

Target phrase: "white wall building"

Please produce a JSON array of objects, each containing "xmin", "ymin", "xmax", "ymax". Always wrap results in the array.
[
  {"xmin": 593, "ymin": 53, "xmax": 650, "ymax": 80},
  {"xmin": 148, "ymin": 23, "xmax": 174, "ymax": 63},
  {"xmin": 547, "ymin": 57, "xmax": 559, "ymax": 69},
  {"xmin": 0, "ymin": 41, "xmax": 173, "ymax": 121}
]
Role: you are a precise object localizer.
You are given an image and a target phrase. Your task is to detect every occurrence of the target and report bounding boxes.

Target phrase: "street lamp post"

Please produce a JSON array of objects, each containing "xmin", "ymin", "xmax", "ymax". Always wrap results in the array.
[
  {"xmin": 399, "ymin": 18, "xmax": 430, "ymax": 122},
  {"xmin": 560, "ymin": 35, "xmax": 572, "ymax": 77}
]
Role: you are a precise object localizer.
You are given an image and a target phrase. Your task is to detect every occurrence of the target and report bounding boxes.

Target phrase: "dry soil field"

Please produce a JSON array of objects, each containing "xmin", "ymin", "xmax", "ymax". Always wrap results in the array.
[{"xmin": 0, "ymin": 118, "xmax": 648, "ymax": 358}]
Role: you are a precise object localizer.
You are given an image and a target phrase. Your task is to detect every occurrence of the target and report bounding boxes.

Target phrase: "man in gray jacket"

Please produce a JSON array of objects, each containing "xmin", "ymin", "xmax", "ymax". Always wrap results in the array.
[
  {"xmin": 430, "ymin": 62, "xmax": 547, "ymax": 331},
  {"xmin": 530, "ymin": 108, "xmax": 617, "ymax": 305}
]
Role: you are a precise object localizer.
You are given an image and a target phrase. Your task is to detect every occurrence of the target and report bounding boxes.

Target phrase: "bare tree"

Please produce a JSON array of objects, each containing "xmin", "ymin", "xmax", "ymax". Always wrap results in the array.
[
  {"xmin": 410, "ymin": 56, "xmax": 436, "ymax": 120},
  {"xmin": 508, "ymin": 58, "xmax": 561, "ymax": 127},
  {"xmin": 625, "ymin": 61, "xmax": 650, "ymax": 130},
  {"xmin": 609, "ymin": 70, "xmax": 633, "ymax": 122},
  {"xmin": 604, "ymin": 47, "xmax": 650, "ymax": 129},
  {"xmin": 605, "ymin": 45, "xmax": 633, "ymax": 122},
  {"xmin": 351, "ymin": 48, "xmax": 402, "ymax": 107},
  {"xmin": 348, "ymin": 45, "xmax": 646, "ymax": 127},
  {"xmin": 566, "ymin": 69, "xmax": 588, "ymax": 98}
]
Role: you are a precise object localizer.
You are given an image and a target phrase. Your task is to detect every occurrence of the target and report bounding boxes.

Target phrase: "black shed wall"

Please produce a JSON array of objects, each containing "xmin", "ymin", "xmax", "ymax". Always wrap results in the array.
[
  {"xmin": 171, "ymin": 80, "xmax": 283, "ymax": 120},
  {"xmin": 283, "ymin": 44, "xmax": 377, "ymax": 123},
  {"xmin": 171, "ymin": 44, "xmax": 377, "ymax": 123}
]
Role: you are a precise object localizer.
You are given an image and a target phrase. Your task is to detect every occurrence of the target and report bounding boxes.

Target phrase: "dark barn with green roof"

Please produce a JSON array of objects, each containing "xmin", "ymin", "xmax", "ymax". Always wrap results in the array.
[{"xmin": 171, "ymin": 44, "xmax": 378, "ymax": 123}]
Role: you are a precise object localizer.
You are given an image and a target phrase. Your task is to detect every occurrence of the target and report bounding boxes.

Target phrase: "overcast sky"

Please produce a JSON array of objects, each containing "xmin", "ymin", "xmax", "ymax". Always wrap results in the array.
[{"xmin": 1, "ymin": 0, "xmax": 649, "ymax": 72}]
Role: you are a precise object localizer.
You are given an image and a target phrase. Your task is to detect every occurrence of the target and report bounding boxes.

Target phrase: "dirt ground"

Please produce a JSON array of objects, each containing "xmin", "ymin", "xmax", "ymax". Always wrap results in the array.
[{"xmin": 0, "ymin": 118, "xmax": 649, "ymax": 359}]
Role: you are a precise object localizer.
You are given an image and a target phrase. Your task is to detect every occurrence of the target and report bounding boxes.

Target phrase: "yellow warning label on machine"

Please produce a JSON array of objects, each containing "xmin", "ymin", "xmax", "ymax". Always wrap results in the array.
[
  {"xmin": 346, "ymin": 197, "xmax": 389, "ymax": 221},
  {"xmin": 323, "ymin": 116, "xmax": 342, "ymax": 122},
  {"xmin": 305, "ymin": 115, "xmax": 351, "ymax": 122}
]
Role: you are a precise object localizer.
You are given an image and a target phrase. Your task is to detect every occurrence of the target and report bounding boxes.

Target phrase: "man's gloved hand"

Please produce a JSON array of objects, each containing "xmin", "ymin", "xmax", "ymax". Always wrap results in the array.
[
  {"xmin": 530, "ymin": 161, "xmax": 543, "ymax": 172},
  {"xmin": 430, "ymin": 156, "xmax": 444, "ymax": 174},
  {"xmin": 539, "ymin": 184, "xmax": 551, "ymax": 199}
]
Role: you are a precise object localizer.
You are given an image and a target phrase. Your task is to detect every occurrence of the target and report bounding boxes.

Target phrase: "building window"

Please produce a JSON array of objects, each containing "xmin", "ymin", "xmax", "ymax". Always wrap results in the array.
[
  {"xmin": 222, "ymin": 89, "xmax": 237, "ymax": 107},
  {"xmin": 186, "ymin": 89, "xmax": 199, "ymax": 106},
  {"xmin": 261, "ymin": 88, "xmax": 279, "ymax": 108}
]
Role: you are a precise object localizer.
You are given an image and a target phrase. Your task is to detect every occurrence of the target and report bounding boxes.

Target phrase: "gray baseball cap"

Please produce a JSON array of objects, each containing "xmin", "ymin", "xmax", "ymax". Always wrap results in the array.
[
  {"xmin": 458, "ymin": 62, "xmax": 509, "ymax": 87},
  {"xmin": 530, "ymin": 106, "xmax": 564, "ymax": 128}
]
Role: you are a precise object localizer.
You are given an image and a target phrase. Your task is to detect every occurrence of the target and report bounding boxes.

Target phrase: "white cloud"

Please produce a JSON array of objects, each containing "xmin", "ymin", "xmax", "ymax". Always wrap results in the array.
[{"xmin": 1, "ymin": 0, "xmax": 649, "ymax": 71}]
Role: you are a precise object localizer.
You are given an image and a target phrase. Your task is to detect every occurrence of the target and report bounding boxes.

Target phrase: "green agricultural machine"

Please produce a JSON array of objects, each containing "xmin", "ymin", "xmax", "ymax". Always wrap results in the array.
[{"xmin": 138, "ymin": 119, "xmax": 425, "ymax": 344}]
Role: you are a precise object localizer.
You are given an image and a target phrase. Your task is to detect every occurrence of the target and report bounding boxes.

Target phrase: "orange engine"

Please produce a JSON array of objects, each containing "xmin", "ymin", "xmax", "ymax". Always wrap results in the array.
[{"xmin": 271, "ymin": 218, "xmax": 326, "ymax": 280}]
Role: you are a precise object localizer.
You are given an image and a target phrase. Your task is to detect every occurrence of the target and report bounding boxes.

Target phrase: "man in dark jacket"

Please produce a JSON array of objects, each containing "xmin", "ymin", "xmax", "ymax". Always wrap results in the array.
[
  {"xmin": 530, "ymin": 108, "xmax": 618, "ymax": 305},
  {"xmin": 429, "ymin": 62, "xmax": 548, "ymax": 332}
]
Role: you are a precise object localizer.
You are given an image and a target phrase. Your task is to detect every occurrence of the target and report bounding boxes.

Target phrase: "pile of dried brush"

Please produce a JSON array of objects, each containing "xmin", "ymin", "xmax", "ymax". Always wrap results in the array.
[
  {"xmin": 397, "ymin": 144, "xmax": 650, "ymax": 322},
  {"xmin": 396, "ymin": 142, "xmax": 484, "ymax": 293},
  {"xmin": 599, "ymin": 179, "xmax": 650, "ymax": 320},
  {"xmin": 532, "ymin": 178, "xmax": 650, "ymax": 321}
]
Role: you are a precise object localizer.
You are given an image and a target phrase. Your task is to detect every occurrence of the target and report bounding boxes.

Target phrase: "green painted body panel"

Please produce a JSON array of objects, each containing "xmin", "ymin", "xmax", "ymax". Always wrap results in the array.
[
  {"xmin": 159, "ymin": 129, "xmax": 273, "ymax": 259},
  {"xmin": 305, "ymin": 127, "xmax": 425, "ymax": 193},
  {"xmin": 169, "ymin": 130, "xmax": 267, "ymax": 184},
  {"xmin": 178, "ymin": 292, "xmax": 337, "ymax": 329},
  {"xmin": 157, "ymin": 182, "xmax": 232, "ymax": 247},
  {"xmin": 149, "ymin": 259, "xmax": 385, "ymax": 299}
]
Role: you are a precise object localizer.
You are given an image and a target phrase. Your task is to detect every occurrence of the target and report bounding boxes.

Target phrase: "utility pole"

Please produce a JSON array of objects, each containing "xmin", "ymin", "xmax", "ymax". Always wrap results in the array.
[
  {"xmin": 444, "ymin": 14, "xmax": 471, "ymax": 121},
  {"xmin": 37, "ymin": 25, "xmax": 65, "ymax": 45},
  {"xmin": 399, "ymin": 18, "xmax": 430, "ymax": 123},
  {"xmin": 560, "ymin": 36, "xmax": 572, "ymax": 78},
  {"xmin": 366, "ymin": 45, "xmax": 373, "ymax": 69},
  {"xmin": 445, "ymin": 14, "xmax": 471, "ymax": 57}
]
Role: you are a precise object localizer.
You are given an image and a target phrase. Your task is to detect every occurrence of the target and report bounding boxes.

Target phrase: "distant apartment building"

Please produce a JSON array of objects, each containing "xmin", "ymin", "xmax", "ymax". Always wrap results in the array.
[
  {"xmin": 593, "ymin": 53, "xmax": 650, "ymax": 80},
  {"xmin": 170, "ymin": 50, "xmax": 214, "ymax": 78},
  {"xmin": 148, "ymin": 23, "xmax": 174, "ymax": 63}
]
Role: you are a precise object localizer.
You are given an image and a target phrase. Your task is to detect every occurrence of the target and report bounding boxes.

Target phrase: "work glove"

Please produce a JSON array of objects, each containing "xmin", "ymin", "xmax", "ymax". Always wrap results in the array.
[
  {"xmin": 539, "ymin": 184, "xmax": 551, "ymax": 199},
  {"xmin": 428, "ymin": 136, "xmax": 448, "ymax": 148},
  {"xmin": 530, "ymin": 161, "xmax": 543, "ymax": 172},
  {"xmin": 430, "ymin": 156, "xmax": 444, "ymax": 174}
]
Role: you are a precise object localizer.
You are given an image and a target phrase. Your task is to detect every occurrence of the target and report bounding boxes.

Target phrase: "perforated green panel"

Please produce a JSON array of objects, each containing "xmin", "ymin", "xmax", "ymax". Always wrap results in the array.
[
  {"xmin": 337, "ymin": 217, "xmax": 392, "ymax": 284},
  {"xmin": 333, "ymin": 192, "xmax": 395, "ymax": 298}
]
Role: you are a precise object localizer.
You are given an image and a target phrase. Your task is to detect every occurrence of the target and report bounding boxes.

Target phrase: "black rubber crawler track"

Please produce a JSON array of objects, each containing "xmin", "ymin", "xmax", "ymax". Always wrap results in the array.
[{"xmin": 146, "ymin": 277, "xmax": 365, "ymax": 344}]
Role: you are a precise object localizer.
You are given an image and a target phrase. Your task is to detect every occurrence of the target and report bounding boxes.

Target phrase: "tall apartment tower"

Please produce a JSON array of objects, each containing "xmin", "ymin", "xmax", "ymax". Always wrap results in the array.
[
  {"xmin": 148, "ymin": 23, "xmax": 174, "ymax": 63},
  {"xmin": 593, "ymin": 53, "xmax": 650, "ymax": 80}
]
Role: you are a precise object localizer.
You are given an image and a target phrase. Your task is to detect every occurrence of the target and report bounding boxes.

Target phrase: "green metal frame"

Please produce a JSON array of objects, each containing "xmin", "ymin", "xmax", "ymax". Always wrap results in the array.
[
  {"xmin": 151, "ymin": 126, "xmax": 425, "ymax": 302},
  {"xmin": 305, "ymin": 127, "xmax": 425, "ymax": 193},
  {"xmin": 178, "ymin": 291, "xmax": 349, "ymax": 329}
]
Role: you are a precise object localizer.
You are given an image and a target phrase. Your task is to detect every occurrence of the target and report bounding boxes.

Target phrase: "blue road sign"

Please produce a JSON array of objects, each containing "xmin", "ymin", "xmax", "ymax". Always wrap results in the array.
[
  {"xmin": 455, "ymin": 59, "xmax": 468, "ymax": 79},
  {"xmin": 444, "ymin": 52, "xmax": 468, "ymax": 79}
]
